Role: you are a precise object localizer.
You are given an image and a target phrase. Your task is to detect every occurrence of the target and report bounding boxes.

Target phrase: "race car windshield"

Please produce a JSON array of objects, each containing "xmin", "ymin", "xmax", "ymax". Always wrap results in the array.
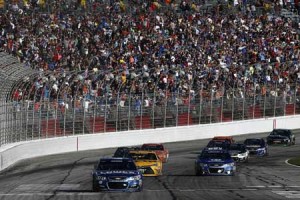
[
  {"xmin": 201, "ymin": 152, "xmax": 231, "ymax": 160},
  {"xmin": 244, "ymin": 139, "xmax": 262, "ymax": 145},
  {"xmin": 207, "ymin": 141, "xmax": 229, "ymax": 148},
  {"xmin": 142, "ymin": 145, "xmax": 164, "ymax": 151},
  {"xmin": 229, "ymin": 145, "xmax": 246, "ymax": 151},
  {"xmin": 130, "ymin": 153, "xmax": 158, "ymax": 160},
  {"xmin": 271, "ymin": 130, "xmax": 290, "ymax": 137},
  {"xmin": 97, "ymin": 160, "xmax": 137, "ymax": 170}
]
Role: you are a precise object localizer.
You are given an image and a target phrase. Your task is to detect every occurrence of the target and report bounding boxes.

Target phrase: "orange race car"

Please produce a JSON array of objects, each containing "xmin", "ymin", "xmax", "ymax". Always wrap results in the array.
[{"xmin": 141, "ymin": 143, "xmax": 169, "ymax": 163}]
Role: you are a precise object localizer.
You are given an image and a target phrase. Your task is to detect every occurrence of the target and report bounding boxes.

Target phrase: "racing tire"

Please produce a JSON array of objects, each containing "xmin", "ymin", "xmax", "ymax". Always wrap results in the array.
[
  {"xmin": 244, "ymin": 157, "xmax": 249, "ymax": 163},
  {"xmin": 165, "ymin": 154, "xmax": 169, "ymax": 163},
  {"xmin": 195, "ymin": 169, "xmax": 202, "ymax": 176},
  {"xmin": 136, "ymin": 185, "xmax": 143, "ymax": 192},
  {"xmin": 92, "ymin": 181, "xmax": 99, "ymax": 192},
  {"xmin": 265, "ymin": 150, "xmax": 269, "ymax": 156}
]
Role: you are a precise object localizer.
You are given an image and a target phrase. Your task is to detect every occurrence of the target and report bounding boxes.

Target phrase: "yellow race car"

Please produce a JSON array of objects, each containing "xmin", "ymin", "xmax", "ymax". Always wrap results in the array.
[{"xmin": 129, "ymin": 150, "xmax": 163, "ymax": 176}]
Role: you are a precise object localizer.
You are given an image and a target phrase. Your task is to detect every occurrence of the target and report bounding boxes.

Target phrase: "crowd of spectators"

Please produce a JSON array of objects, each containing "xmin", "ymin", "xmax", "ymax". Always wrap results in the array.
[{"xmin": 1, "ymin": 0, "xmax": 300, "ymax": 111}]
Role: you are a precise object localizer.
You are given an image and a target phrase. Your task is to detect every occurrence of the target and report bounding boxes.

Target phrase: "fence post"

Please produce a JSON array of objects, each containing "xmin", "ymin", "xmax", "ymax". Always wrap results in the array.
[
  {"xmin": 176, "ymin": 90, "xmax": 179, "ymax": 126},
  {"xmin": 242, "ymin": 85, "xmax": 245, "ymax": 120},
  {"xmin": 252, "ymin": 83, "xmax": 256, "ymax": 119},
  {"xmin": 231, "ymin": 85, "xmax": 235, "ymax": 121},
  {"xmin": 104, "ymin": 93, "xmax": 108, "ymax": 133},
  {"xmin": 141, "ymin": 90, "xmax": 144, "ymax": 129},
  {"xmin": 83, "ymin": 96, "xmax": 86, "ymax": 135},
  {"xmin": 45, "ymin": 101, "xmax": 49, "ymax": 139},
  {"xmin": 116, "ymin": 85, "xmax": 121, "ymax": 131},
  {"xmin": 188, "ymin": 86, "xmax": 191, "ymax": 126},
  {"xmin": 128, "ymin": 90, "xmax": 132, "ymax": 131},
  {"xmin": 198, "ymin": 84, "xmax": 203, "ymax": 125},
  {"xmin": 64, "ymin": 100, "xmax": 67, "ymax": 136},
  {"xmin": 294, "ymin": 82, "xmax": 297, "ymax": 115},
  {"xmin": 273, "ymin": 82, "xmax": 277, "ymax": 117},
  {"xmin": 263, "ymin": 84, "xmax": 267, "ymax": 118},
  {"xmin": 72, "ymin": 97, "xmax": 76, "ymax": 135},
  {"xmin": 210, "ymin": 89, "xmax": 213, "ymax": 124},
  {"xmin": 92, "ymin": 97, "xmax": 96, "ymax": 134},
  {"xmin": 25, "ymin": 101, "xmax": 29, "ymax": 141},
  {"xmin": 164, "ymin": 89, "xmax": 167, "ymax": 128},
  {"xmin": 152, "ymin": 91, "xmax": 156, "ymax": 129}
]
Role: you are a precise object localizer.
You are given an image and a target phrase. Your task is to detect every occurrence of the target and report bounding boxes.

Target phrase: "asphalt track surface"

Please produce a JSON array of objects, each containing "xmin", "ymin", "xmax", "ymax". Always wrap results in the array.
[{"xmin": 0, "ymin": 131, "xmax": 300, "ymax": 200}]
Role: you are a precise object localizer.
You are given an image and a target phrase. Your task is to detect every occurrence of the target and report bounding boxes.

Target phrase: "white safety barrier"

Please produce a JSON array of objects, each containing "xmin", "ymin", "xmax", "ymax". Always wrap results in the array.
[{"xmin": 0, "ymin": 115, "xmax": 299, "ymax": 171}]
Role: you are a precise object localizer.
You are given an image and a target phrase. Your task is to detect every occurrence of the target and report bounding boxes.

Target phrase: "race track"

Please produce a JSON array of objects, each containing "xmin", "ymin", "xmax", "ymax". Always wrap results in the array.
[{"xmin": 0, "ymin": 131, "xmax": 299, "ymax": 200}]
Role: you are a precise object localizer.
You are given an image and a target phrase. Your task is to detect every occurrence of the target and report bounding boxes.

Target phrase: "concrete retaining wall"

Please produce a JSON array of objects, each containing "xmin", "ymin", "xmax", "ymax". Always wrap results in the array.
[{"xmin": 0, "ymin": 115, "xmax": 299, "ymax": 171}]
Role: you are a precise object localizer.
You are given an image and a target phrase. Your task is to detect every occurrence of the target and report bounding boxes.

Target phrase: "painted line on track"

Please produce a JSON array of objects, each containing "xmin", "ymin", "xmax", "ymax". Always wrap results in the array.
[
  {"xmin": 246, "ymin": 185, "xmax": 300, "ymax": 189},
  {"xmin": 272, "ymin": 191, "xmax": 300, "ymax": 199},
  {"xmin": 285, "ymin": 159, "xmax": 300, "ymax": 168},
  {"xmin": 268, "ymin": 185, "xmax": 283, "ymax": 188},
  {"xmin": 3, "ymin": 187, "xmax": 300, "ymax": 197},
  {"xmin": 246, "ymin": 186, "xmax": 266, "ymax": 188}
]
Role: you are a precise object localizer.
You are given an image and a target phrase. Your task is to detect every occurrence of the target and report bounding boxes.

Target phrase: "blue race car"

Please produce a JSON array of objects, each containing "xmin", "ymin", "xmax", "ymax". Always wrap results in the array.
[
  {"xmin": 92, "ymin": 157, "xmax": 143, "ymax": 192},
  {"xmin": 195, "ymin": 147, "xmax": 236, "ymax": 176},
  {"xmin": 244, "ymin": 138, "xmax": 268, "ymax": 156}
]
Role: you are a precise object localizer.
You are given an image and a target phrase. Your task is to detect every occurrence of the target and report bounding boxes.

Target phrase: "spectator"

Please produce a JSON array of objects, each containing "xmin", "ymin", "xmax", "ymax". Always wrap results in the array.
[{"xmin": 0, "ymin": 0, "xmax": 299, "ymax": 109}]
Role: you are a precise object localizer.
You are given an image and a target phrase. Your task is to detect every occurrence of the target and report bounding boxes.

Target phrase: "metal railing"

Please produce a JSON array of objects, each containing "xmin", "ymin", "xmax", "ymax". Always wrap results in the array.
[{"xmin": 1, "ymin": 80, "xmax": 300, "ymax": 146}]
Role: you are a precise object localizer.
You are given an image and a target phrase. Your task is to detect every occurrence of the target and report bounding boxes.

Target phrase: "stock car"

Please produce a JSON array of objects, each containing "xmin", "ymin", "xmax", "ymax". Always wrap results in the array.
[
  {"xmin": 228, "ymin": 143, "xmax": 249, "ymax": 162},
  {"xmin": 113, "ymin": 146, "xmax": 141, "ymax": 158},
  {"xmin": 129, "ymin": 150, "xmax": 163, "ymax": 176},
  {"xmin": 212, "ymin": 136, "xmax": 235, "ymax": 144},
  {"xmin": 92, "ymin": 157, "xmax": 143, "ymax": 192},
  {"xmin": 141, "ymin": 143, "xmax": 169, "ymax": 163},
  {"xmin": 195, "ymin": 147, "xmax": 236, "ymax": 176},
  {"xmin": 244, "ymin": 138, "xmax": 268, "ymax": 156},
  {"xmin": 267, "ymin": 129, "xmax": 296, "ymax": 146}
]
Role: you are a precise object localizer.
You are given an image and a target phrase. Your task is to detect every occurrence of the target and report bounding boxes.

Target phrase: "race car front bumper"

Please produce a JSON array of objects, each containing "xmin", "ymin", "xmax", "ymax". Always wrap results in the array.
[{"xmin": 196, "ymin": 163, "xmax": 236, "ymax": 176}]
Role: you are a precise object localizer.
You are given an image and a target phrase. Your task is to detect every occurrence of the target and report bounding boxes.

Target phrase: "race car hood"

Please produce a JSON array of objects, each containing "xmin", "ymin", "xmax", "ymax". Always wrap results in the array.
[
  {"xmin": 245, "ymin": 145, "xmax": 261, "ymax": 148},
  {"xmin": 228, "ymin": 150, "xmax": 242, "ymax": 155},
  {"xmin": 134, "ymin": 160, "xmax": 160, "ymax": 167},
  {"xmin": 94, "ymin": 170, "xmax": 139, "ymax": 177},
  {"xmin": 199, "ymin": 158, "xmax": 232, "ymax": 164},
  {"xmin": 268, "ymin": 135, "xmax": 289, "ymax": 140},
  {"xmin": 154, "ymin": 151, "xmax": 165, "ymax": 155}
]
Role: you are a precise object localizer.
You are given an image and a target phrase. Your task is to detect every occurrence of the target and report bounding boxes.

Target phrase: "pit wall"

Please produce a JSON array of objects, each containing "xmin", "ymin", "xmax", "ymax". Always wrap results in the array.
[{"xmin": 0, "ymin": 115, "xmax": 299, "ymax": 171}]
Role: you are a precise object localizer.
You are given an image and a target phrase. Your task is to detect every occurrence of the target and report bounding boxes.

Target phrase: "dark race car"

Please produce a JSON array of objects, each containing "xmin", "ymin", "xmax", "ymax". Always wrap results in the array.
[
  {"xmin": 244, "ymin": 138, "xmax": 268, "ymax": 156},
  {"xmin": 195, "ymin": 147, "xmax": 236, "ymax": 176},
  {"xmin": 228, "ymin": 143, "xmax": 249, "ymax": 162},
  {"xmin": 267, "ymin": 129, "xmax": 296, "ymax": 146},
  {"xmin": 113, "ymin": 146, "xmax": 141, "ymax": 158},
  {"xmin": 92, "ymin": 157, "xmax": 143, "ymax": 192}
]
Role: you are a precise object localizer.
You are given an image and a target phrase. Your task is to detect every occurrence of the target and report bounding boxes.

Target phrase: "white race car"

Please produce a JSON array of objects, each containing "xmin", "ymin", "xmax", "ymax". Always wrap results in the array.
[{"xmin": 228, "ymin": 143, "xmax": 249, "ymax": 162}]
